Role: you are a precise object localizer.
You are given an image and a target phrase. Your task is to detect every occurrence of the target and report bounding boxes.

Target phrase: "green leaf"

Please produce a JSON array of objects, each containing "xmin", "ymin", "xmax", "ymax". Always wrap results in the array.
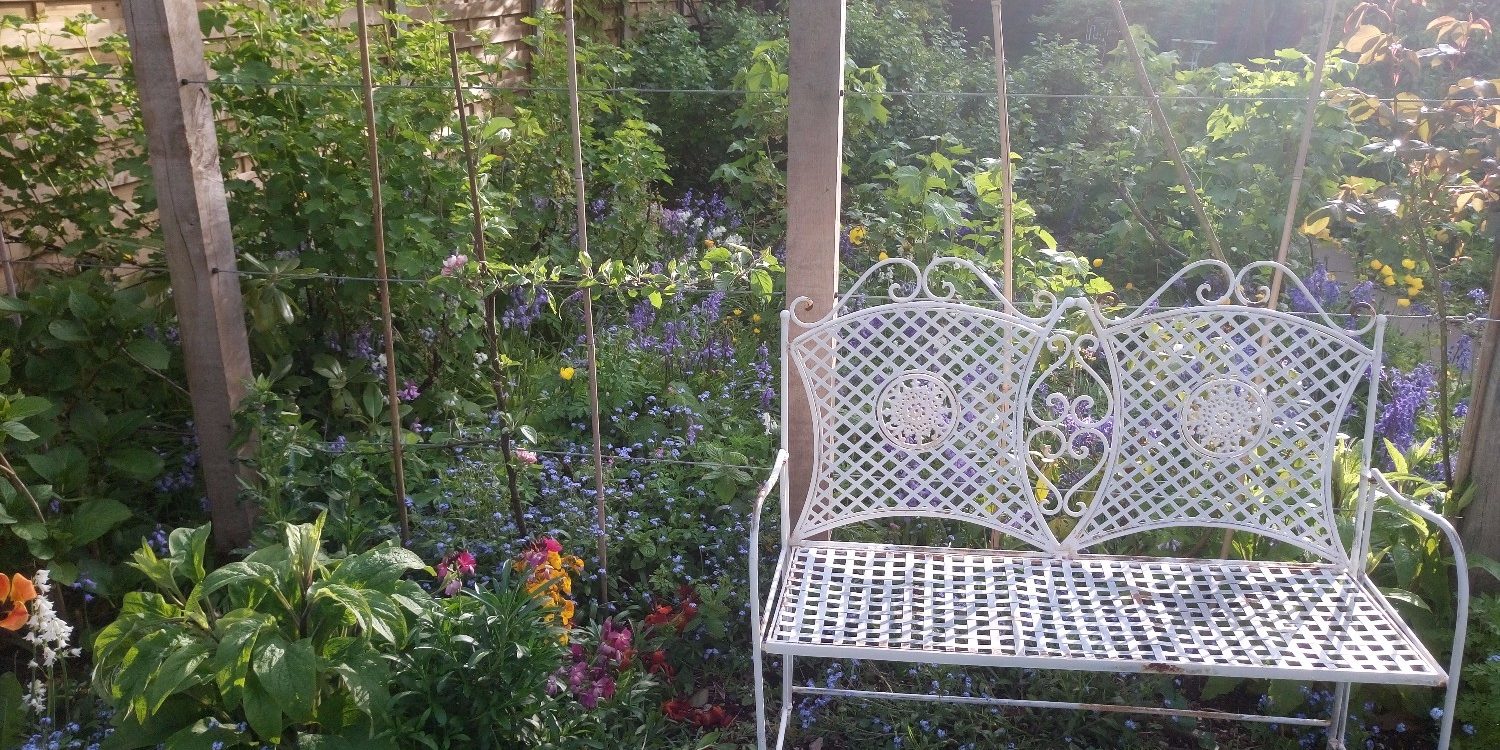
[
  {"xmin": 0, "ymin": 421, "xmax": 38, "ymax": 442},
  {"xmin": 125, "ymin": 338, "xmax": 171, "ymax": 371},
  {"xmin": 201, "ymin": 561, "xmax": 278, "ymax": 597},
  {"xmin": 108, "ymin": 447, "xmax": 164, "ymax": 481},
  {"xmin": 0, "ymin": 296, "xmax": 29, "ymax": 313},
  {"xmin": 1379, "ymin": 587, "xmax": 1432, "ymax": 612},
  {"xmin": 6, "ymin": 396, "xmax": 50, "ymax": 421},
  {"xmin": 1469, "ymin": 553, "xmax": 1500, "ymax": 583},
  {"xmin": 331, "ymin": 545, "xmax": 424, "ymax": 590},
  {"xmin": 142, "ymin": 639, "xmax": 213, "ymax": 714},
  {"xmin": 1197, "ymin": 676, "xmax": 1239, "ymax": 702},
  {"xmin": 0, "ymin": 672, "xmax": 22, "ymax": 749},
  {"xmin": 253, "ymin": 636, "xmax": 317, "ymax": 721},
  {"xmin": 47, "ymin": 319, "xmax": 88, "ymax": 342},
  {"xmin": 24, "ymin": 446, "xmax": 85, "ymax": 488},
  {"xmin": 70, "ymin": 498, "xmax": 133, "ymax": 546},
  {"xmin": 241, "ymin": 677, "xmax": 282, "ymax": 744}
]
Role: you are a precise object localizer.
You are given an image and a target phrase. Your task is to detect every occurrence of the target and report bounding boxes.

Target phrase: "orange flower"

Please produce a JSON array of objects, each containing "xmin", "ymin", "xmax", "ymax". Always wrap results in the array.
[{"xmin": 0, "ymin": 573, "xmax": 37, "ymax": 631}]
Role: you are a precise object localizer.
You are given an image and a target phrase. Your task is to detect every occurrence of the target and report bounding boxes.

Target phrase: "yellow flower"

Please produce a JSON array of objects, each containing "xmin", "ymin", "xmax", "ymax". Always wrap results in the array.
[
  {"xmin": 733, "ymin": 308, "xmax": 743, "ymax": 317},
  {"xmin": 1369, "ymin": 259, "xmax": 1384, "ymax": 270},
  {"xmin": 1407, "ymin": 287, "xmax": 1421, "ymax": 297},
  {"xmin": 751, "ymin": 313, "xmax": 762, "ymax": 323},
  {"xmin": 1125, "ymin": 282, "xmax": 1135, "ymax": 290},
  {"xmin": 1401, "ymin": 258, "xmax": 1416, "ymax": 270},
  {"xmin": 1409, "ymin": 277, "xmax": 1424, "ymax": 289},
  {"xmin": 559, "ymin": 366, "xmax": 575, "ymax": 381},
  {"xmin": 1092, "ymin": 258, "xmax": 1103, "ymax": 268},
  {"xmin": 753, "ymin": 327, "xmax": 761, "ymax": 334},
  {"xmin": 878, "ymin": 251, "xmax": 889, "ymax": 261},
  {"xmin": 704, "ymin": 239, "xmax": 716, "ymax": 248},
  {"xmin": 848, "ymin": 226, "xmax": 868, "ymax": 246},
  {"xmin": 1381, "ymin": 265, "xmax": 1394, "ymax": 276},
  {"xmin": 1397, "ymin": 298, "xmax": 1412, "ymax": 307},
  {"xmin": 1383, "ymin": 277, "xmax": 1396, "ymax": 287}
]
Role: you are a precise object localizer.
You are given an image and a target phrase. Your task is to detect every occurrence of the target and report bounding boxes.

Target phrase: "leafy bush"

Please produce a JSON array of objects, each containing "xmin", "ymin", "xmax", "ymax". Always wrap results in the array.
[{"xmin": 92, "ymin": 517, "xmax": 430, "ymax": 747}]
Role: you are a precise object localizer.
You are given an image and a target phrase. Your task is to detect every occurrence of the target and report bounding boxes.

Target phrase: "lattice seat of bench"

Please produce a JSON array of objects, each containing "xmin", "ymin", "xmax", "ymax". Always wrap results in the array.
[
  {"xmin": 748, "ymin": 259, "xmax": 1471, "ymax": 750},
  {"xmin": 763, "ymin": 542, "xmax": 1445, "ymax": 686}
]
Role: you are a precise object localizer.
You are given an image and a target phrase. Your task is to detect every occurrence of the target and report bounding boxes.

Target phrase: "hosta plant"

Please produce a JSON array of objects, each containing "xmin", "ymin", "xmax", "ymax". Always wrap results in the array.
[{"xmin": 91, "ymin": 516, "xmax": 429, "ymax": 748}]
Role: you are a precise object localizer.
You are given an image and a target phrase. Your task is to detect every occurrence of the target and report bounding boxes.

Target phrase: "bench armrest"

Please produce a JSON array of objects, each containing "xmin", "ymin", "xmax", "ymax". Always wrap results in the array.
[
  {"xmin": 1367, "ymin": 468, "xmax": 1469, "ymax": 749},
  {"xmin": 749, "ymin": 449, "xmax": 789, "ymax": 642}
]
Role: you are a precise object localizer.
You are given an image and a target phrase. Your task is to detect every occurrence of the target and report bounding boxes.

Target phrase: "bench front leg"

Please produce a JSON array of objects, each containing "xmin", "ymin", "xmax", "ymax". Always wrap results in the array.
[
  {"xmin": 749, "ymin": 448, "xmax": 789, "ymax": 750},
  {"xmin": 1367, "ymin": 468, "xmax": 1470, "ymax": 750}
]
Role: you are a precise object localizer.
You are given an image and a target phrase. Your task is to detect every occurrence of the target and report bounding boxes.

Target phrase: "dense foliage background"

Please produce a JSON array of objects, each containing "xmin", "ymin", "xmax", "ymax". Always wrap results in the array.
[{"xmin": 0, "ymin": 0, "xmax": 1496, "ymax": 747}]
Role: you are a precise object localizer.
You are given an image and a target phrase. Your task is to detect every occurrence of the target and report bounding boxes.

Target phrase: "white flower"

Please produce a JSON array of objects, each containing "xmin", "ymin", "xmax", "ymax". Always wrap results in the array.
[
  {"xmin": 724, "ymin": 234, "xmax": 744, "ymax": 246},
  {"xmin": 709, "ymin": 225, "xmax": 726, "ymax": 239},
  {"xmin": 24, "ymin": 678, "xmax": 45, "ymax": 714},
  {"xmin": 22, "ymin": 569, "xmax": 75, "ymax": 670},
  {"xmin": 691, "ymin": 216, "xmax": 705, "ymax": 228}
]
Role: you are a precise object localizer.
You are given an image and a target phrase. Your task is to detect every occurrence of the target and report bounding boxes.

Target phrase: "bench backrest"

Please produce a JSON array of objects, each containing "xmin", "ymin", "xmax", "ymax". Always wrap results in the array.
[{"xmin": 784, "ymin": 258, "xmax": 1383, "ymax": 564}]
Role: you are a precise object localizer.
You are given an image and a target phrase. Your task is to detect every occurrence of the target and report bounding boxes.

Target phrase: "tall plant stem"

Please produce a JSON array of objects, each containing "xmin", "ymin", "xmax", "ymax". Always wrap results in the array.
[
  {"xmin": 446, "ymin": 32, "xmax": 529, "ymax": 538},
  {"xmin": 1414, "ymin": 174, "xmax": 1455, "ymax": 484}
]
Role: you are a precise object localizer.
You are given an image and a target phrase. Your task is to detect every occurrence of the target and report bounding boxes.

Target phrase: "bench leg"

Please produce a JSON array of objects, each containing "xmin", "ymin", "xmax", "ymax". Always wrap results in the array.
[
  {"xmin": 752, "ymin": 642, "xmax": 768, "ymax": 750},
  {"xmin": 1326, "ymin": 682, "xmax": 1351, "ymax": 750},
  {"xmin": 775, "ymin": 654, "xmax": 794, "ymax": 750}
]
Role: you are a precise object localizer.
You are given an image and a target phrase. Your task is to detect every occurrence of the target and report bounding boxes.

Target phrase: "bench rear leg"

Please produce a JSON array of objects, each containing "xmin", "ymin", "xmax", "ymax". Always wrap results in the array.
[
  {"xmin": 752, "ymin": 642, "xmax": 768, "ymax": 750},
  {"xmin": 1326, "ymin": 682, "xmax": 1351, "ymax": 750},
  {"xmin": 775, "ymin": 654, "xmax": 794, "ymax": 750}
]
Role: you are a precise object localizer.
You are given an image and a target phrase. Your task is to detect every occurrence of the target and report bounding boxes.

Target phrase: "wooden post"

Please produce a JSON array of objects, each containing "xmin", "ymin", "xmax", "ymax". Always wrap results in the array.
[
  {"xmin": 1456, "ymin": 246, "xmax": 1500, "ymax": 593},
  {"xmin": 123, "ymin": 0, "xmax": 256, "ymax": 550},
  {"xmin": 785, "ymin": 0, "xmax": 845, "ymax": 530}
]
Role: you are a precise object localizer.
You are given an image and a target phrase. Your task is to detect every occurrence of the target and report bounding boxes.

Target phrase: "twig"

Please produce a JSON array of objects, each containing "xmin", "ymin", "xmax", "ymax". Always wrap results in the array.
[{"xmin": 0, "ymin": 451, "xmax": 45, "ymax": 522}]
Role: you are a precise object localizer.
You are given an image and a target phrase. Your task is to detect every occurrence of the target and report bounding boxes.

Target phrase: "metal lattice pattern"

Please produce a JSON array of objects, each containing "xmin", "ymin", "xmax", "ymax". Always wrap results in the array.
[
  {"xmin": 764, "ymin": 544, "xmax": 1445, "ymax": 685},
  {"xmin": 1067, "ymin": 309, "xmax": 1372, "ymax": 560},
  {"xmin": 790, "ymin": 303, "xmax": 1052, "ymax": 543}
]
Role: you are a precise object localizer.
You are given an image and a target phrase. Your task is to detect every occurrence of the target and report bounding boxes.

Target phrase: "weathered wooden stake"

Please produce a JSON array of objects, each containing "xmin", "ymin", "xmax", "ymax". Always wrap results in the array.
[
  {"xmin": 354, "ymin": 0, "xmax": 411, "ymax": 542},
  {"xmin": 1109, "ymin": 0, "xmax": 1226, "ymax": 265},
  {"xmin": 1457, "ymin": 244, "xmax": 1500, "ymax": 593},
  {"xmin": 988, "ymin": 0, "xmax": 1014, "ymax": 299},
  {"xmin": 1267, "ymin": 0, "xmax": 1339, "ymax": 308},
  {"xmin": 785, "ymin": 0, "xmax": 845, "ymax": 530},
  {"xmin": 563, "ymin": 0, "xmax": 612, "ymax": 604},
  {"xmin": 123, "ymin": 0, "xmax": 256, "ymax": 551}
]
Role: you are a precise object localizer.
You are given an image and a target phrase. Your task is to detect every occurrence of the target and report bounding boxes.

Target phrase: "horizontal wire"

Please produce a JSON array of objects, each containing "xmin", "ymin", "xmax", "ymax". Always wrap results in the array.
[
  {"xmin": 305, "ymin": 436, "xmax": 775, "ymax": 472},
  {"xmin": 3, "ymin": 260, "xmax": 1489, "ymax": 323},
  {"xmin": 11, "ymin": 73, "xmax": 1495, "ymax": 106}
]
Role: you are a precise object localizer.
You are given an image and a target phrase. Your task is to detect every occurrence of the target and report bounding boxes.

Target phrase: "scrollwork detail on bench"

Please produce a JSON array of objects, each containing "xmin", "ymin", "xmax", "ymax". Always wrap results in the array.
[{"xmin": 1024, "ymin": 328, "xmax": 1116, "ymax": 519}]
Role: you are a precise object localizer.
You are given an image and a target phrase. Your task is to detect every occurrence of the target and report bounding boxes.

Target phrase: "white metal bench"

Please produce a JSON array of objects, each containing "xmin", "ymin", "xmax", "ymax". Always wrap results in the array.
[{"xmin": 749, "ymin": 258, "xmax": 1469, "ymax": 750}]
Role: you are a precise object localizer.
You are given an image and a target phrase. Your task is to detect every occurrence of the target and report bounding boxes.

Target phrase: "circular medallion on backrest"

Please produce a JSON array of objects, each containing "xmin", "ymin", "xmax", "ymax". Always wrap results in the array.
[
  {"xmin": 877, "ymin": 371, "xmax": 958, "ymax": 451},
  {"xmin": 1179, "ymin": 377, "xmax": 1270, "ymax": 458}
]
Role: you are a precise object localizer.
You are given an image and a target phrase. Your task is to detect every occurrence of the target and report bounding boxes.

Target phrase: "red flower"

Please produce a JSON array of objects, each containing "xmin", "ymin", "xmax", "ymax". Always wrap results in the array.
[
  {"xmin": 691, "ymin": 704, "xmax": 734, "ymax": 728},
  {"xmin": 662, "ymin": 697, "xmax": 693, "ymax": 721},
  {"xmin": 455, "ymin": 550, "xmax": 477, "ymax": 576},
  {"xmin": 645, "ymin": 604, "xmax": 675, "ymax": 627},
  {"xmin": 644, "ymin": 649, "xmax": 675, "ymax": 678},
  {"xmin": 675, "ymin": 600, "xmax": 699, "ymax": 631}
]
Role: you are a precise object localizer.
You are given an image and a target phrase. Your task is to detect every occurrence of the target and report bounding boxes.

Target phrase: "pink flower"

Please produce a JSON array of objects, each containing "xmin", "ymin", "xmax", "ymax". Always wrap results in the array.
[
  {"xmin": 542, "ymin": 537, "xmax": 562, "ymax": 553},
  {"xmin": 515, "ymin": 448, "xmax": 539, "ymax": 464},
  {"xmin": 599, "ymin": 619, "xmax": 634, "ymax": 667},
  {"xmin": 455, "ymin": 550, "xmax": 477, "ymax": 577},
  {"xmin": 441, "ymin": 253, "xmax": 468, "ymax": 277}
]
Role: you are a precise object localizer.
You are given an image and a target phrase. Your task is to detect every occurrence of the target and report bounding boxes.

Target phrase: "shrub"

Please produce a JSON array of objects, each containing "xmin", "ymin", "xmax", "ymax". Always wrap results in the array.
[{"xmin": 91, "ymin": 517, "xmax": 429, "ymax": 746}]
